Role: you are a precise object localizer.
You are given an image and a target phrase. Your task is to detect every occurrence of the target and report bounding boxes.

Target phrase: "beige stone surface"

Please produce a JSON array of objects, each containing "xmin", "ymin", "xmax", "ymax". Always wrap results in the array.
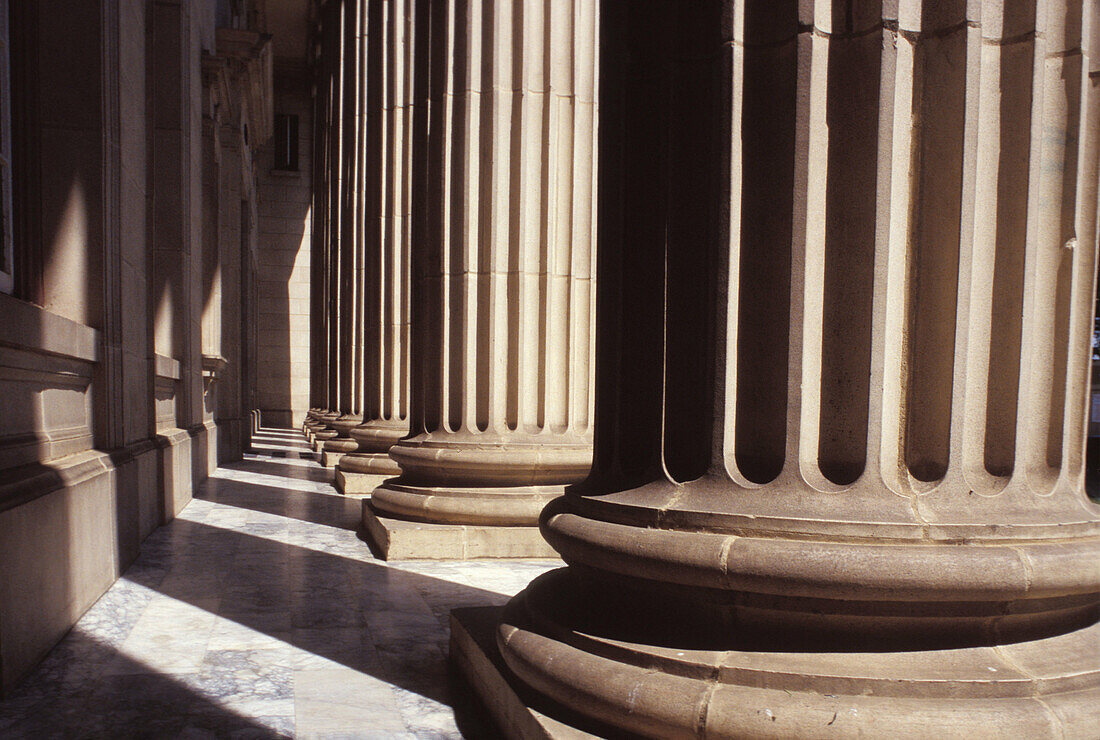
[
  {"xmin": 0, "ymin": 0, "xmax": 269, "ymax": 697},
  {"xmin": 255, "ymin": 69, "xmax": 313, "ymax": 430},
  {"xmin": 451, "ymin": 607, "xmax": 599, "ymax": 740},
  {"xmin": 490, "ymin": 0, "xmax": 1100, "ymax": 736},
  {"xmin": 362, "ymin": 504, "xmax": 558, "ymax": 560},
  {"xmin": 373, "ymin": 0, "xmax": 599, "ymax": 536}
]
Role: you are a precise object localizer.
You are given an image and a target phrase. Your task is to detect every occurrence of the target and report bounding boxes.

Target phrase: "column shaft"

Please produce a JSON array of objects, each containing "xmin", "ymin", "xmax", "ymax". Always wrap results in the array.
[
  {"xmin": 324, "ymin": 0, "xmax": 370, "ymax": 465},
  {"xmin": 336, "ymin": 0, "xmax": 415, "ymax": 487},
  {"xmin": 370, "ymin": 0, "xmax": 599, "ymax": 527}
]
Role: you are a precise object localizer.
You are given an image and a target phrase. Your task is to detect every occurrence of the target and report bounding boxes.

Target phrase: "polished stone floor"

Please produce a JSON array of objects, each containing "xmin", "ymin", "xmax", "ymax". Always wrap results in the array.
[{"xmin": 0, "ymin": 427, "xmax": 561, "ymax": 738}]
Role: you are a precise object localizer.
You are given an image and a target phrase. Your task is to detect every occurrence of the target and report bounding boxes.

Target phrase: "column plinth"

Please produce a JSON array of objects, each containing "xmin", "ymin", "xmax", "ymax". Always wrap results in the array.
[{"xmin": 471, "ymin": 0, "xmax": 1100, "ymax": 735}]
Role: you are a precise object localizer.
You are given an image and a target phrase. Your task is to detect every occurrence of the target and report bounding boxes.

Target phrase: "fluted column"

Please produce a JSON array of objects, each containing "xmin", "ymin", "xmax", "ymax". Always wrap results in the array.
[
  {"xmin": 492, "ymin": 1, "xmax": 1100, "ymax": 736},
  {"xmin": 336, "ymin": 0, "xmax": 414, "ymax": 492},
  {"xmin": 322, "ymin": 0, "xmax": 368, "ymax": 465},
  {"xmin": 369, "ymin": 0, "xmax": 599, "ymax": 532},
  {"xmin": 307, "ymin": 0, "xmax": 345, "ymax": 447},
  {"xmin": 320, "ymin": 0, "xmax": 368, "ymax": 463}
]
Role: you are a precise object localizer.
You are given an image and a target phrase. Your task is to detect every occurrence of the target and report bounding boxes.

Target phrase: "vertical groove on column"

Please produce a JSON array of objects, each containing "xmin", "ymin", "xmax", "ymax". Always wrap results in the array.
[
  {"xmin": 486, "ymin": 0, "xmax": 510, "ymax": 437},
  {"xmin": 571, "ymin": 0, "xmax": 597, "ymax": 438},
  {"xmin": 812, "ymin": 7, "xmax": 881, "ymax": 487},
  {"xmin": 728, "ymin": 2, "xmax": 798, "ymax": 485},
  {"xmin": 960, "ymin": 4, "xmax": 1035, "ymax": 488},
  {"xmin": 535, "ymin": 0, "xmax": 551, "ymax": 434},
  {"xmin": 354, "ymin": 0, "xmax": 368, "ymax": 417},
  {"xmin": 421, "ymin": 0, "xmax": 447, "ymax": 435},
  {"xmin": 1063, "ymin": 0, "xmax": 1100, "ymax": 487},
  {"xmin": 399, "ymin": 0, "xmax": 415, "ymax": 423},
  {"xmin": 661, "ymin": 2, "xmax": 723, "ymax": 483},
  {"xmin": 327, "ymin": 1, "xmax": 345, "ymax": 413},
  {"xmin": 902, "ymin": 1, "xmax": 968, "ymax": 484},
  {"xmin": 389, "ymin": 0, "xmax": 406, "ymax": 423},
  {"xmin": 363, "ymin": 0, "xmax": 382, "ymax": 424},
  {"xmin": 545, "ymin": 0, "xmax": 574, "ymax": 437},
  {"xmin": 503, "ymin": 0, "xmax": 525, "ymax": 434},
  {"xmin": 516, "ymin": 0, "xmax": 543, "ymax": 435},
  {"xmin": 1018, "ymin": 0, "xmax": 1083, "ymax": 492},
  {"xmin": 336, "ymin": 0, "xmax": 348, "ymax": 413},
  {"xmin": 443, "ymin": 0, "xmax": 467, "ymax": 433},
  {"xmin": 460, "ymin": 0, "xmax": 481, "ymax": 434},
  {"xmin": 381, "ymin": 0, "xmax": 396, "ymax": 422},
  {"xmin": 342, "ymin": 0, "xmax": 354, "ymax": 414}
]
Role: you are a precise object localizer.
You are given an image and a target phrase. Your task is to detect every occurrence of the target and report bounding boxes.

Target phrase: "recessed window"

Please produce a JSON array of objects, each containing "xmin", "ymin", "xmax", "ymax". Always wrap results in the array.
[
  {"xmin": 0, "ymin": 0, "xmax": 13, "ymax": 295},
  {"xmin": 273, "ymin": 113, "xmax": 299, "ymax": 172}
]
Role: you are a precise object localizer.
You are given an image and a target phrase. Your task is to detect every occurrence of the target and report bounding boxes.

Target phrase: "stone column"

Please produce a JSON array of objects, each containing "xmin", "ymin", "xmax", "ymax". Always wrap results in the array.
[
  {"xmin": 305, "ymin": 27, "xmax": 330, "ymax": 441},
  {"xmin": 322, "ymin": 0, "xmax": 368, "ymax": 466},
  {"xmin": 475, "ymin": 1, "xmax": 1100, "ymax": 736},
  {"xmin": 364, "ymin": 0, "xmax": 599, "ymax": 558},
  {"xmin": 336, "ymin": 0, "xmax": 414, "ymax": 494},
  {"xmin": 310, "ymin": 0, "xmax": 348, "ymax": 452}
]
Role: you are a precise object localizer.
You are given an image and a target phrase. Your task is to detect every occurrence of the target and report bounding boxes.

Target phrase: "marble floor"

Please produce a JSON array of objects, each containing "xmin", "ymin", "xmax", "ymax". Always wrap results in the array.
[{"xmin": 0, "ymin": 427, "xmax": 561, "ymax": 739}]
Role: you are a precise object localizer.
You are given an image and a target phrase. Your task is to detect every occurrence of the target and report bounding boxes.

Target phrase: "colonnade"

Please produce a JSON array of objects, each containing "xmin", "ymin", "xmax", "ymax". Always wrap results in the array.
[
  {"xmin": 306, "ymin": 0, "xmax": 599, "ymax": 557},
  {"xmin": 308, "ymin": 0, "xmax": 1100, "ymax": 735}
]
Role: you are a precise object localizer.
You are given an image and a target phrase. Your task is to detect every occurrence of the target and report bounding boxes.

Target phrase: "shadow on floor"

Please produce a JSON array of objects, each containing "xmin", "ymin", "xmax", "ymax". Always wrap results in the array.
[{"xmin": 0, "ymin": 635, "xmax": 291, "ymax": 738}]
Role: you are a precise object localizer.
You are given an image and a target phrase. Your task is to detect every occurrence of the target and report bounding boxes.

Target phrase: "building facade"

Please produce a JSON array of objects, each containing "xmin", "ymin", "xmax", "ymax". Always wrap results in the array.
[
  {"xmin": 0, "ymin": 0, "xmax": 312, "ymax": 693},
  {"xmin": 0, "ymin": 0, "xmax": 1098, "ymax": 735}
]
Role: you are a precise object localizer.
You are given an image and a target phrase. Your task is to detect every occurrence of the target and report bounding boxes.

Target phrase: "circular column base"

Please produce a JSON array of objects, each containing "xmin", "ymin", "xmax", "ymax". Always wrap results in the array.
[
  {"xmin": 497, "ymin": 568, "xmax": 1100, "ymax": 739},
  {"xmin": 337, "ymin": 452, "xmax": 402, "ymax": 477},
  {"xmin": 350, "ymin": 420, "xmax": 407, "ymax": 453},
  {"xmin": 330, "ymin": 415, "xmax": 363, "ymax": 437},
  {"xmin": 370, "ymin": 479, "xmax": 564, "ymax": 526},
  {"xmin": 373, "ymin": 436, "xmax": 592, "ymax": 526},
  {"xmin": 322, "ymin": 438, "xmax": 360, "ymax": 454}
]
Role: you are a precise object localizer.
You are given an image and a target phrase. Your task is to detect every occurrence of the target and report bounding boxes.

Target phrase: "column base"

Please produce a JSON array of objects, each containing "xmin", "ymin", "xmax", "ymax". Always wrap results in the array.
[
  {"xmin": 334, "ymin": 468, "xmax": 390, "ymax": 495},
  {"xmin": 311, "ymin": 435, "xmax": 335, "ymax": 453},
  {"xmin": 370, "ymin": 479, "xmax": 561, "ymax": 527},
  {"xmin": 334, "ymin": 453, "xmax": 401, "ymax": 494},
  {"xmin": 320, "ymin": 450, "xmax": 347, "ymax": 467},
  {"xmin": 320, "ymin": 438, "xmax": 359, "ymax": 467},
  {"xmin": 361, "ymin": 503, "xmax": 558, "ymax": 560},
  {"xmin": 450, "ymin": 607, "xmax": 605, "ymax": 740},
  {"xmin": 496, "ymin": 568, "xmax": 1100, "ymax": 739}
]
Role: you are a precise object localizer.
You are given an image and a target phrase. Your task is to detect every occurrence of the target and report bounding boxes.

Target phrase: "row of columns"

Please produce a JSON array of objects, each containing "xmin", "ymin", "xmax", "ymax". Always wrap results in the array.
[
  {"xmin": 307, "ymin": 0, "xmax": 599, "ymax": 528},
  {"xmin": 308, "ymin": 0, "xmax": 1099, "ymax": 736}
]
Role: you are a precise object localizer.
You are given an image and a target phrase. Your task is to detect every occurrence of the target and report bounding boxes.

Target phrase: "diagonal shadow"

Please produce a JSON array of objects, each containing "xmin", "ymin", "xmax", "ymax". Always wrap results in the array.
[
  {"xmin": 134, "ymin": 516, "xmax": 516, "ymax": 707},
  {"xmin": 198, "ymin": 477, "xmax": 360, "ymax": 530},
  {"xmin": 127, "ymin": 468, "xmax": 554, "ymax": 711},
  {"xmin": 218, "ymin": 457, "xmax": 336, "ymax": 485},
  {"xmin": 0, "ymin": 631, "xmax": 290, "ymax": 738}
]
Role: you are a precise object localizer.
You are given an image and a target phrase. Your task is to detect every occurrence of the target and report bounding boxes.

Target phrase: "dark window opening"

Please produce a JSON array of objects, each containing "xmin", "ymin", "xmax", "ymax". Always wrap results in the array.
[{"xmin": 273, "ymin": 114, "xmax": 299, "ymax": 172}]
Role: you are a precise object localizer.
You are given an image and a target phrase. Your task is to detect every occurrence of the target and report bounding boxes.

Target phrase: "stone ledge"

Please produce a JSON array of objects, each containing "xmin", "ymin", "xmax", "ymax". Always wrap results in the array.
[
  {"xmin": 362, "ymin": 505, "xmax": 558, "ymax": 560},
  {"xmin": 449, "ymin": 607, "xmax": 601, "ymax": 740}
]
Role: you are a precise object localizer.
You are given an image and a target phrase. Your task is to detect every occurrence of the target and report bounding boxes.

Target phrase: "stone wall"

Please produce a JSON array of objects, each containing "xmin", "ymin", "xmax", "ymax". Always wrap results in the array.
[
  {"xmin": 255, "ymin": 64, "xmax": 313, "ymax": 429},
  {"xmin": 0, "ymin": 0, "xmax": 276, "ymax": 695}
]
